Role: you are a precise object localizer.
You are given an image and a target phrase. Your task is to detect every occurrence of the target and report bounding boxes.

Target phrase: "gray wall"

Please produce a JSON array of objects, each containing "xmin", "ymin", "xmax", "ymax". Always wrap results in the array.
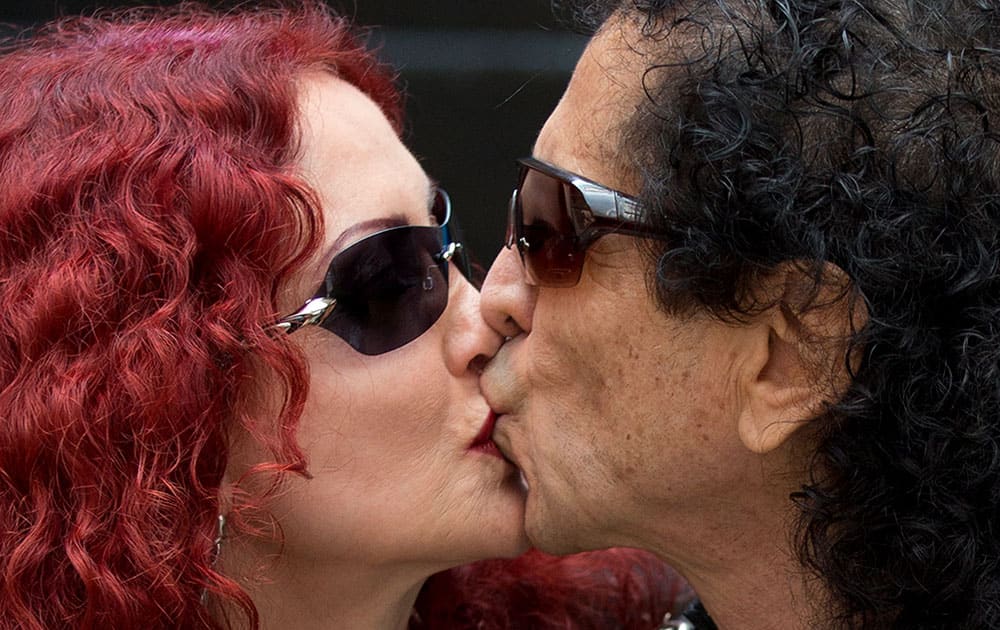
[{"xmin": 0, "ymin": 1, "xmax": 585, "ymax": 265}]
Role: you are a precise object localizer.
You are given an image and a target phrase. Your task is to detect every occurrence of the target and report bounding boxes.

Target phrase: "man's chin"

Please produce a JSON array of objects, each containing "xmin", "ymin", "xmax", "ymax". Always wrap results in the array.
[{"xmin": 523, "ymin": 498, "xmax": 587, "ymax": 556}]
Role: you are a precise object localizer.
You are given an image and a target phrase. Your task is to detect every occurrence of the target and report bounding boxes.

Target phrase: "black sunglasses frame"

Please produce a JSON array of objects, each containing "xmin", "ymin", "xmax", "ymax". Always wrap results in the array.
[
  {"xmin": 505, "ymin": 157, "xmax": 658, "ymax": 287},
  {"xmin": 274, "ymin": 188, "xmax": 469, "ymax": 355}
]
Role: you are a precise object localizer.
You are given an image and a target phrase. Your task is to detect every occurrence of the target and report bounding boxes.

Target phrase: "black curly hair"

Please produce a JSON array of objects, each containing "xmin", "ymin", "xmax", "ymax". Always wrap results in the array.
[{"xmin": 562, "ymin": 0, "xmax": 1000, "ymax": 627}]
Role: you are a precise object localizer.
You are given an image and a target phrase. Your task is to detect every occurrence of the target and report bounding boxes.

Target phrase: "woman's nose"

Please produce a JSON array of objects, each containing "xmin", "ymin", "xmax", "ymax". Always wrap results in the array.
[{"xmin": 479, "ymin": 246, "xmax": 536, "ymax": 341}]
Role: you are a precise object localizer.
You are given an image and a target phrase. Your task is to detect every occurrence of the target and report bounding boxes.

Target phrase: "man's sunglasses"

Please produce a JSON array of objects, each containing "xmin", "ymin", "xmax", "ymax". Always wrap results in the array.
[
  {"xmin": 274, "ymin": 188, "xmax": 473, "ymax": 355},
  {"xmin": 505, "ymin": 157, "xmax": 658, "ymax": 287}
]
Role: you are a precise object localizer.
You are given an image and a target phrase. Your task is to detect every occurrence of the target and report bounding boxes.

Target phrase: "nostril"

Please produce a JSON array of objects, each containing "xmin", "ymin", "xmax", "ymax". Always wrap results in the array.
[
  {"xmin": 502, "ymin": 316, "xmax": 524, "ymax": 338},
  {"xmin": 468, "ymin": 354, "xmax": 490, "ymax": 375}
]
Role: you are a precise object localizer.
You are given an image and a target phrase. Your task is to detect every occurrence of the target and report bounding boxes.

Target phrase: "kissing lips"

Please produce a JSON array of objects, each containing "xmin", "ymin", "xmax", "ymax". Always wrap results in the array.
[
  {"xmin": 489, "ymin": 420, "xmax": 527, "ymax": 490},
  {"xmin": 488, "ymin": 416, "xmax": 518, "ymax": 465},
  {"xmin": 469, "ymin": 410, "xmax": 503, "ymax": 458}
]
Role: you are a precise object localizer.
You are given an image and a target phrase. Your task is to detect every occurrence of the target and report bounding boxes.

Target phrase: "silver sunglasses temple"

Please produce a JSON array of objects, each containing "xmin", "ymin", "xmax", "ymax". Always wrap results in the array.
[
  {"xmin": 273, "ymin": 296, "xmax": 338, "ymax": 334},
  {"xmin": 441, "ymin": 241, "xmax": 463, "ymax": 261}
]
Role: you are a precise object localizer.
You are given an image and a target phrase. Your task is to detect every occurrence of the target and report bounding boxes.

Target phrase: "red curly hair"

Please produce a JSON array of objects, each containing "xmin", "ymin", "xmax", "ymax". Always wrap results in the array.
[
  {"xmin": 0, "ymin": 3, "xmax": 399, "ymax": 628},
  {"xmin": 414, "ymin": 548, "xmax": 692, "ymax": 629}
]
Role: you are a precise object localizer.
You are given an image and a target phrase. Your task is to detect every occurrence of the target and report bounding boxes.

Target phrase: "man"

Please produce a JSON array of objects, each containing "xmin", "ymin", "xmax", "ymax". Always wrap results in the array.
[{"xmin": 480, "ymin": 1, "xmax": 1000, "ymax": 628}]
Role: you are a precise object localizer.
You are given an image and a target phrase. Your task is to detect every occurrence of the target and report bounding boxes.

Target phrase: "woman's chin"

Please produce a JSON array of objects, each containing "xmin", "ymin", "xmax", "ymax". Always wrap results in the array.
[{"xmin": 442, "ymin": 478, "xmax": 529, "ymax": 565}]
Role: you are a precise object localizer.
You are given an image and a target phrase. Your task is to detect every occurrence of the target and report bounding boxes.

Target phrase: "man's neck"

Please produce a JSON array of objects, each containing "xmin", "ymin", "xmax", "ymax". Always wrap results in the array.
[
  {"xmin": 641, "ymin": 467, "xmax": 822, "ymax": 629},
  {"xmin": 679, "ymin": 542, "xmax": 818, "ymax": 630}
]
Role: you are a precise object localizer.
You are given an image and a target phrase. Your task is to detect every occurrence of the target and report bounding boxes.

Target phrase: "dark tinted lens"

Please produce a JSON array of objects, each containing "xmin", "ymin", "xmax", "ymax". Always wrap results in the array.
[
  {"xmin": 319, "ymin": 226, "xmax": 448, "ymax": 355},
  {"xmin": 517, "ymin": 166, "xmax": 584, "ymax": 286}
]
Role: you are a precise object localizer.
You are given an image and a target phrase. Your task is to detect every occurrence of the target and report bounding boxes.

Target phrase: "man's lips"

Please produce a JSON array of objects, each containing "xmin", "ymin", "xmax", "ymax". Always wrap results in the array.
[
  {"xmin": 469, "ymin": 410, "xmax": 503, "ymax": 458},
  {"xmin": 488, "ymin": 418, "xmax": 527, "ymax": 490},
  {"xmin": 476, "ymin": 342, "xmax": 521, "ymax": 463},
  {"xmin": 478, "ymin": 339, "xmax": 518, "ymax": 414}
]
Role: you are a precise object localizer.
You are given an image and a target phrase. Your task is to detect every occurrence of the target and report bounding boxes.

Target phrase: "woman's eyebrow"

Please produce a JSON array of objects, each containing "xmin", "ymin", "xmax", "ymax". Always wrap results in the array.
[{"xmin": 323, "ymin": 214, "xmax": 408, "ymax": 260}]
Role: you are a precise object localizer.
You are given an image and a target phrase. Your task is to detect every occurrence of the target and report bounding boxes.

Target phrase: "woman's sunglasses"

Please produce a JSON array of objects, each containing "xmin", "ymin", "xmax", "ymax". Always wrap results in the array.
[
  {"xmin": 505, "ymin": 157, "xmax": 659, "ymax": 287},
  {"xmin": 274, "ymin": 188, "xmax": 473, "ymax": 355}
]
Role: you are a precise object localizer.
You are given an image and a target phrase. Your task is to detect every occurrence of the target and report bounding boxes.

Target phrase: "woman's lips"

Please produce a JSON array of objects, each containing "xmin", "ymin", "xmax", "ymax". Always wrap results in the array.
[{"xmin": 469, "ymin": 410, "xmax": 503, "ymax": 458}]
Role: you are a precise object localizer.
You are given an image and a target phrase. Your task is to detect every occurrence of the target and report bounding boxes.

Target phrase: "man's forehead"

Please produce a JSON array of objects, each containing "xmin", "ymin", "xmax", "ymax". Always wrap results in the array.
[{"xmin": 535, "ymin": 14, "xmax": 652, "ymax": 190}]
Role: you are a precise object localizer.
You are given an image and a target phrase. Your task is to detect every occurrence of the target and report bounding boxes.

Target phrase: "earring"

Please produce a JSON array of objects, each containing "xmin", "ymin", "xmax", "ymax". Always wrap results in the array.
[
  {"xmin": 212, "ymin": 513, "xmax": 226, "ymax": 566},
  {"xmin": 201, "ymin": 514, "xmax": 226, "ymax": 606}
]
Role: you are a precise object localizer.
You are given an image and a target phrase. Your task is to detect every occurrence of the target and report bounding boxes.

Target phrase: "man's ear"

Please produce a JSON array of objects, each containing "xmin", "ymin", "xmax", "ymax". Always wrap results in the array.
[{"xmin": 737, "ymin": 262, "xmax": 867, "ymax": 454}]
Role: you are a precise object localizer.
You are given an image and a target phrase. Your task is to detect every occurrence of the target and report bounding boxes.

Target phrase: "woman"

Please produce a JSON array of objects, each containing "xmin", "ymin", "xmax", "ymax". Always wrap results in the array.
[{"xmin": 0, "ymin": 4, "xmax": 683, "ymax": 629}]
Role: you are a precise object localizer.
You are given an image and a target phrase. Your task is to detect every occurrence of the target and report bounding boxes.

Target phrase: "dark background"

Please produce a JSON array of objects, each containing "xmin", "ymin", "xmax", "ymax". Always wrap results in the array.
[{"xmin": 0, "ymin": 1, "xmax": 586, "ymax": 265}]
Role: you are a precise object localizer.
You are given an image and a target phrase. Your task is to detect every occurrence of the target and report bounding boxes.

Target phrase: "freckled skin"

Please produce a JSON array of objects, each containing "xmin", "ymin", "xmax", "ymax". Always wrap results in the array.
[{"xmin": 484, "ymin": 233, "xmax": 755, "ymax": 553}]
